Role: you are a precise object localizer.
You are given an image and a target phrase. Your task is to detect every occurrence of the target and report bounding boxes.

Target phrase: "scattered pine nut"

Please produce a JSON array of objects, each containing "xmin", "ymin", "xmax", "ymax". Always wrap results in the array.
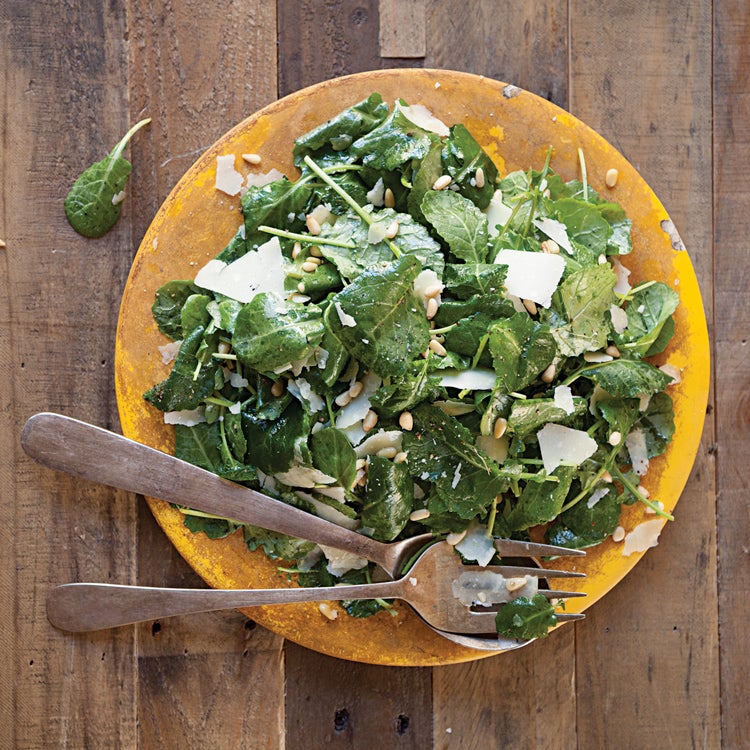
[
  {"xmin": 291, "ymin": 241, "xmax": 302, "ymax": 259},
  {"xmin": 376, "ymin": 446, "xmax": 398, "ymax": 459},
  {"xmin": 424, "ymin": 283, "xmax": 443, "ymax": 299},
  {"xmin": 309, "ymin": 245, "xmax": 323, "ymax": 258},
  {"xmin": 428, "ymin": 339, "xmax": 447, "ymax": 356},
  {"xmin": 271, "ymin": 380, "xmax": 285, "ymax": 397},
  {"xmin": 432, "ymin": 174, "xmax": 452, "ymax": 191},
  {"xmin": 493, "ymin": 417, "xmax": 508, "ymax": 439},
  {"xmin": 399, "ymin": 411, "xmax": 414, "ymax": 431},
  {"xmin": 394, "ymin": 451, "xmax": 408, "ymax": 464},
  {"xmin": 335, "ymin": 391, "xmax": 352, "ymax": 407},
  {"xmin": 306, "ymin": 255, "xmax": 322, "ymax": 266},
  {"xmin": 605, "ymin": 168, "xmax": 619, "ymax": 188},
  {"xmin": 522, "ymin": 298, "xmax": 538, "ymax": 316},
  {"xmin": 355, "ymin": 458, "xmax": 368, "ymax": 470},
  {"xmin": 297, "ymin": 282, "xmax": 306, "ymax": 293},
  {"xmin": 362, "ymin": 409, "xmax": 379, "ymax": 432},
  {"xmin": 218, "ymin": 341, "xmax": 232, "ymax": 355},
  {"xmin": 644, "ymin": 500, "xmax": 664, "ymax": 515},
  {"xmin": 608, "ymin": 431, "xmax": 622, "ymax": 446},
  {"xmin": 598, "ymin": 253, "xmax": 608, "ymax": 264},
  {"xmin": 605, "ymin": 345, "xmax": 621, "ymax": 358},
  {"xmin": 426, "ymin": 297, "xmax": 439, "ymax": 320},
  {"xmin": 348, "ymin": 380, "xmax": 364, "ymax": 399},
  {"xmin": 0, "ymin": 239, "xmax": 6, "ymax": 249},
  {"xmin": 446, "ymin": 530, "xmax": 467, "ymax": 546},
  {"xmin": 301, "ymin": 260, "xmax": 318, "ymax": 273},
  {"xmin": 318, "ymin": 602, "xmax": 338, "ymax": 620},
  {"xmin": 410, "ymin": 508, "xmax": 431, "ymax": 522},
  {"xmin": 306, "ymin": 215, "xmax": 322, "ymax": 235},
  {"xmin": 505, "ymin": 577, "xmax": 527, "ymax": 593},
  {"xmin": 385, "ymin": 220, "xmax": 400, "ymax": 239},
  {"xmin": 540, "ymin": 363, "xmax": 556, "ymax": 383},
  {"xmin": 637, "ymin": 485, "xmax": 650, "ymax": 499},
  {"xmin": 612, "ymin": 525, "xmax": 626, "ymax": 542},
  {"xmin": 242, "ymin": 153, "xmax": 262, "ymax": 165},
  {"xmin": 541, "ymin": 239, "xmax": 560, "ymax": 254},
  {"xmin": 474, "ymin": 167, "xmax": 486, "ymax": 189},
  {"xmin": 384, "ymin": 188, "xmax": 396, "ymax": 208},
  {"xmin": 601, "ymin": 470, "xmax": 613, "ymax": 483}
]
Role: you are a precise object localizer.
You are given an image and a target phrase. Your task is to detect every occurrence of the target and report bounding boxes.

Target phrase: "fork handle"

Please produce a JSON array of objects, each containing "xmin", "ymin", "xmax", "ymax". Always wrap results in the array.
[
  {"xmin": 47, "ymin": 581, "xmax": 404, "ymax": 632},
  {"xmin": 22, "ymin": 413, "xmax": 396, "ymax": 574}
]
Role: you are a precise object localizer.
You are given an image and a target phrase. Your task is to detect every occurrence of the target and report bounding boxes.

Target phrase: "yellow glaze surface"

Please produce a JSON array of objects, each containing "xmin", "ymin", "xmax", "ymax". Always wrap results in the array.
[{"xmin": 115, "ymin": 69, "xmax": 709, "ymax": 666}]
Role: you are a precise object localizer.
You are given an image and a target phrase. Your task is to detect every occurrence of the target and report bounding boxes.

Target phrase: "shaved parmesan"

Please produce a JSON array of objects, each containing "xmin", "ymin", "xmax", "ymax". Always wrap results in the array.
[
  {"xmin": 622, "ymin": 519, "xmax": 663, "ymax": 556},
  {"xmin": 308, "ymin": 203, "xmax": 335, "ymax": 227},
  {"xmin": 454, "ymin": 521, "xmax": 496, "ymax": 566},
  {"xmin": 366, "ymin": 178, "xmax": 385, "ymax": 206},
  {"xmin": 586, "ymin": 487, "xmax": 609, "ymax": 509},
  {"xmin": 440, "ymin": 368, "xmax": 497, "ymax": 391},
  {"xmin": 537, "ymin": 423, "xmax": 598, "ymax": 474},
  {"xmin": 367, "ymin": 221, "xmax": 388, "ymax": 244},
  {"xmin": 194, "ymin": 236, "xmax": 285, "ymax": 303},
  {"xmin": 613, "ymin": 259, "xmax": 632, "ymax": 294},
  {"xmin": 244, "ymin": 168, "xmax": 284, "ymax": 188},
  {"xmin": 334, "ymin": 300, "xmax": 357, "ymax": 327},
  {"xmin": 494, "ymin": 249, "xmax": 565, "ymax": 308},
  {"xmin": 484, "ymin": 190, "xmax": 513, "ymax": 237},
  {"xmin": 400, "ymin": 103, "xmax": 450, "ymax": 136},
  {"xmin": 553, "ymin": 384, "xmax": 576, "ymax": 415},
  {"xmin": 452, "ymin": 571, "xmax": 537, "ymax": 606},
  {"xmin": 318, "ymin": 545, "xmax": 369, "ymax": 576},
  {"xmin": 158, "ymin": 340, "xmax": 182, "ymax": 365},
  {"xmin": 659, "ymin": 363, "xmax": 681, "ymax": 384},
  {"xmin": 625, "ymin": 429, "xmax": 649, "ymax": 476},
  {"xmin": 287, "ymin": 377, "xmax": 325, "ymax": 413},
  {"xmin": 336, "ymin": 372, "xmax": 381, "ymax": 430},
  {"xmin": 610, "ymin": 303, "xmax": 629, "ymax": 334},
  {"xmin": 215, "ymin": 154, "xmax": 244, "ymax": 196},
  {"xmin": 228, "ymin": 371, "xmax": 249, "ymax": 389},
  {"xmin": 413, "ymin": 269, "xmax": 443, "ymax": 304},
  {"xmin": 164, "ymin": 408, "xmax": 206, "ymax": 427},
  {"xmin": 476, "ymin": 434, "xmax": 509, "ymax": 463},
  {"xmin": 275, "ymin": 465, "xmax": 336, "ymax": 488},
  {"xmin": 533, "ymin": 217, "xmax": 574, "ymax": 254},
  {"xmin": 354, "ymin": 430, "xmax": 403, "ymax": 458}
]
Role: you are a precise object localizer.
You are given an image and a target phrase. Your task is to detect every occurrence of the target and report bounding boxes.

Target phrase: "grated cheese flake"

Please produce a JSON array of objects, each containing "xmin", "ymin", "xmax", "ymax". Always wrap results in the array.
[
  {"xmin": 494, "ymin": 249, "xmax": 565, "ymax": 308},
  {"xmin": 622, "ymin": 519, "xmax": 663, "ymax": 556},
  {"xmin": 537, "ymin": 423, "xmax": 598, "ymax": 474},
  {"xmin": 215, "ymin": 154, "xmax": 244, "ymax": 196}
]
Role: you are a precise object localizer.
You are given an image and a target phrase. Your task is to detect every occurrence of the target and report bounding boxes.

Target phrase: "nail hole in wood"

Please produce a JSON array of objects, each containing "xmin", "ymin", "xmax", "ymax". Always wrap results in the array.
[{"xmin": 334, "ymin": 708, "xmax": 350, "ymax": 732}]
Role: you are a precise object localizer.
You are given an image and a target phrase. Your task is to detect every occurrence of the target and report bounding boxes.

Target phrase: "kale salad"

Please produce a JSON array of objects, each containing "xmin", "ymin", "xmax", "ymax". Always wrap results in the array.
[{"xmin": 143, "ymin": 93, "xmax": 678, "ymax": 629}]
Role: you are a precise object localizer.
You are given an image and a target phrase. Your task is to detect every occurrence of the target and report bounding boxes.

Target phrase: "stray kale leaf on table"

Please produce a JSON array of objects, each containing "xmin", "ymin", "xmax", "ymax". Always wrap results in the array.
[{"xmin": 143, "ymin": 93, "xmax": 680, "ymax": 635}]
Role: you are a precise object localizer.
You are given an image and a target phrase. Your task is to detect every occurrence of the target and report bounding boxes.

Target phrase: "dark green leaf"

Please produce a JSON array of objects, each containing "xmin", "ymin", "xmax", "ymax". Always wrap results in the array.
[
  {"xmin": 637, "ymin": 392, "xmax": 675, "ymax": 458},
  {"xmin": 421, "ymin": 190, "xmax": 489, "ymax": 263},
  {"xmin": 325, "ymin": 255, "xmax": 431, "ymax": 378},
  {"xmin": 151, "ymin": 280, "xmax": 200, "ymax": 339},
  {"xmin": 442, "ymin": 263, "xmax": 507, "ymax": 299},
  {"xmin": 582, "ymin": 359, "xmax": 673, "ymax": 398},
  {"xmin": 546, "ymin": 485, "xmax": 621, "ymax": 549},
  {"xmin": 174, "ymin": 422, "xmax": 222, "ymax": 472},
  {"xmin": 506, "ymin": 397, "xmax": 587, "ymax": 438},
  {"xmin": 506, "ymin": 465, "xmax": 576, "ymax": 531},
  {"xmin": 65, "ymin": 118, "xmax": 151, "ymax": 238},
  {"xmin": 362, "ymin": 456, "xmax": 414, "ymax": 541},
  {"xmin": 615, "ymin": 282, "xmax": 680, "ymax": 357},
  {"xmin": 495, "ymin": 594, "xmax": 558, "ymax": 639},
  {"xmin": 310, "ymin": 427, "xmax": 357, "ymax": 488},
  {"xmin": 441, "ymin": 124, "xmax": 498, "ymax": 209}
]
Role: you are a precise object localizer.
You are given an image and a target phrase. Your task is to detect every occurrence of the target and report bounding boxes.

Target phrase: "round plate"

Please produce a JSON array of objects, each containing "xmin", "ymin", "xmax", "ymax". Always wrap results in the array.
[{"xmin": 115, "ymin": 69, "xmax": 709, "ymax": 666}]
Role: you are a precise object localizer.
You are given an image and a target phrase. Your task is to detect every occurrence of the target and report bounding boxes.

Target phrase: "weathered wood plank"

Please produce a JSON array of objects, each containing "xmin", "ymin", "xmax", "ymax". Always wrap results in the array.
[
  {"xmin": 126, "ymin": 2, "xmax": 283, "ymax": 747},
  {"xmin": 713, "ymin": 1, "xmax": 750, "ymax": 746},
  {"xmin": 423, "ymin": 0, "xmax": 569, "ymax": 107},
  {"xmin": 569, "ymin": 2, "xmax": 719, "ymax": 747},
  {"xmin": 284, "ymin": 643, "xmax": 433, "ymax": 749},
  {"xmin": 0, "ymin": 1, "xmax": 138, "ymax": 747},
  {"xmin": 379, "ymin": 0, "xmax": 427, "ymax": 58}
]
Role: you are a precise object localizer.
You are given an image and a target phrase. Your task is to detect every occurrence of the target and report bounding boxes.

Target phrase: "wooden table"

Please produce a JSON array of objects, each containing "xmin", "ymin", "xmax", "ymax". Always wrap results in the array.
[{"xmin": 2, "ymin": 2, "xmax": 745, "ymax": 747}]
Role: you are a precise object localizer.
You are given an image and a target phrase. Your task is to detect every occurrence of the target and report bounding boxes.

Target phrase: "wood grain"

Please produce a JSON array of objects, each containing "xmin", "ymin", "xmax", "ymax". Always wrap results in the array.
[
  {"xmin": 713, "ymin": 1, "xmax": 750, "ymax": 746},
  {"xmin": 379, "ymin": 0, "xmax": 426, "ymax": 58},
  {"xmin": 569, "ymin": 2, "xmax": 719, "ymax": 747}
]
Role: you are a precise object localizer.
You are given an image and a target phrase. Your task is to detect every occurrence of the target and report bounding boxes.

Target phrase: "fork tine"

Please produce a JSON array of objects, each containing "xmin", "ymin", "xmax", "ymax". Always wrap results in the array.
[
  {"xmin": 460, "ymin": 564, "xmax": 586, "ymax": 579},
  {"xmin": 554, "ymin": 613, "xmax": 586, "ymax": 622},
  {"xmin": 493, "ymin": 538, "xmax": 586, "ymax": 558},
  {"xmin": 536, "ymin": 589, "xmax": 587, "ymax": 599},
  {"xmin": 445, "ymin": 609, "xmax": 586, "ymax": 635}
]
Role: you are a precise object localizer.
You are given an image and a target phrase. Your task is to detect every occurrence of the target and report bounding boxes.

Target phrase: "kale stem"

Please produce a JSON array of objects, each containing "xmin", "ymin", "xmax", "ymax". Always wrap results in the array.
[
  {"xmin": 325, "ymin": 393, "xmax": 336, "ymax": 427},
  {"xmin": 258, "ymin": 225, "xmax": 355, "ymax": 249},
  {"xmin": 302, "ymin": 155, "xmax": 402, "ymax": 258},
  {"xmin": 110, "ymin": 117, "xmax": 152, "ymax": 162},
  {"xmin": 559, "ymin": 444, "xmax": 621, "ymax": 513},
  {"xmin": 612, "ymin": 465, "xmax": 675, "ymax": 521},
  {"xmin": 485, "ymin": 496, "xmax": 499, "ymax": 537}
]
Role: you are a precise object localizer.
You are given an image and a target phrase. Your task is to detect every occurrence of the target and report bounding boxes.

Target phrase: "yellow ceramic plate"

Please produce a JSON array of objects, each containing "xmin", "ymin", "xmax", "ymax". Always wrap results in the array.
[{"xmin": 115, "ymin": 69, "xmax": 709, "ymax": 666}]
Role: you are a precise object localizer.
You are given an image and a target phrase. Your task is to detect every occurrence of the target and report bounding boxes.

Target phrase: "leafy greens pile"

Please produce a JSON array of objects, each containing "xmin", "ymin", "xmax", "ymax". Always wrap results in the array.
[{"xmin": 143, "ymin": 94, "xmax": 678, "ymax": 636}]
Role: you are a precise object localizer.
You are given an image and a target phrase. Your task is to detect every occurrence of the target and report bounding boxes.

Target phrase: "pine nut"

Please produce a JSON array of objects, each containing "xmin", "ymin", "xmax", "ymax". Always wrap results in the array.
[
  {"xmin": 292, "ymin": 241, "xmax": 302, "ymax": 259},
  {"xmin": 399, "ymin": 411, "xmax": 414, "ymax": 431},
  {"xmin": 428, "ymin": 339, "xmax": 447, "ymax": 356},
  {"xmin": 385, "ymin": 220, "xmax": 400, "ymax": 239},
  {"xmin": 306, "ymin": 255, "xmax": 322, "ymax": 266},
  {"xmin": 446, "ymin": 530, "xmax": 467, "ymax": 546},
  {"xmin": 335, "ymin": 391, "xmax": 352, "ymax": 407},
  {"xmin": 318, "ymin": 602, "xmax": 338, "ymax": 620},
  {"xmin": 355, "ymin": 458, "xmax": 368, "ymax": 470},
  {"xmin": 426, "ymin": 297, "xmax": 439, "ymax": 320},
  {"xmin": 432, "ymin": 174, "xmax": 452, "ymax": 191},
  {"xmin": 493, "ymin": 417, "xmax": 508, "ymax": 439},
  {"xmin": 477, "ymin": 591, "xmax": 488, "ymax": 603},
  {"xmin": 598, "ymin": 253, "xmax": 608, "ymax": 265},
  {"xmin": 541, "ymin": 239, "xmax": 560, "ymax": 254},
  {"xmin": 309, "ymin": 245, "xmax": 323, "ymax": 258},
  {"xmin": 376, "ymin": 446, "xmax": 398, "ymax": 459},
  {"xmin": 394, "ymin": 451, "xmax": 408, "ymax": 464},
  {"xmin": 541, "ymin": 363, "xmax": 556, "ymax": 383},
  {"xmin": 242, "ymin": 153, "xmax": 262, "ymax": 164},
  {"xmin": 424, "ymin": 283, "xmax": 443, "ymax": 299},
  {"xmin": 645, "ymin": 500, "xmax": 664, "ymax": 515},
  {"xmin": 522, "ymin": 298, "xmax": 538, "ymax": 316},
  {"xmin": 306, "ymin": 215, "xmax": 322, "ymax": 235},
  {"xmin": 410, "ymin": 508, "xmax": 430, "ymax": 522},
  {"xmin": 474, "ymin": 167, "xmax": 485, "ymax": 189},
  {"xmin": 301, "ymin": 261, "xmax": 318, "ymax": 273},
  {"xmin": 362, "ymin": 409, "xmax": 379, "ymax": 432},
  {"xmin": 601, "ymin": 470, "xmax": 613, "ymax": 483},
  {"xmin": 605, "ymin": 345, "xmax": 621, "ymax": 358},
  {"xmin": 384, "ymin": 188, "xmax": 395, "ymax": 208},
  {"xmin": 271, "ymin": 380, "xmax": 285, "ymax": 397},
  {"xmin": 348, "ymin": 380, "xmax": 364, "ymax": 399},
  {"xmin": 297, "ymin": 282, "xmax": 306, "ymax": 293},
  {"xmin": 608, "ymin": 431, "xmax": 622, "ymax": 446},
  {"xmin": 605, "ymin": 168, "xmax": 619, "ymax": 188},
  {"xmin": 505, "ymin": 577, "xmax": 527, "ymax": 593},
  {"xmin": 637, "ymin": 485, "xmax": 650, "ymax": 499},
  {"xmin": 218, "ymin": 341, "xmax": 231, "ymax": 355},
  {"xmin": 612, "ymin": 526, "xmax": 626, "ymax": 542}
]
